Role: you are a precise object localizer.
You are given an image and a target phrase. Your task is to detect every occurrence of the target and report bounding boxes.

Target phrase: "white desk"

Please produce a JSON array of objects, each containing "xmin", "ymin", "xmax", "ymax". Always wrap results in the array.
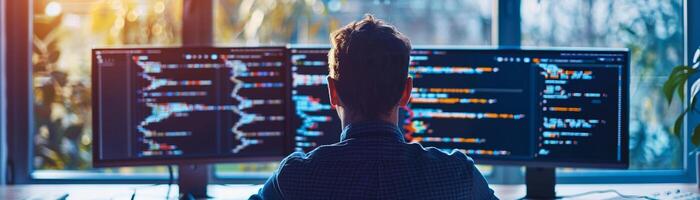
[{"xmin": 0, "ymin": 183, "xmax": 696, "ymax": 199}]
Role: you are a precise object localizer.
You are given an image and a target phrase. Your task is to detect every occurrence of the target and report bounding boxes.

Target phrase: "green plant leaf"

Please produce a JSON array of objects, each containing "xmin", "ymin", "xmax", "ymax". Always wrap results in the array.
[
  {"xmin": 692, "ymin": 125, "xmax": 700, "ymax": 147},
  {"xmin": 679, "ymin": 67, "xmax": 697, "ymax": 103},
  {"xmin": 663, "ymin": 74, "xmax": 679, "ymax": 104},
  {"xmin": 673, "ymin": 112, "xmax": 685, "ymax": 136},
  {"xmin": 693, "ymin": 93, "xmax": 700, "ymax": 112},
  {"xmin": 672, "ymin": 96, "xmax": 699, "ymax": 136},
  {"xmin": 663, "ymin": 66, "xmax": 685, "ymax": 104},
  {"xmin": 663, "ymin": 65, "xmax": 694, "ymax": 105},
  {"xmin": 678, "ymin": 78, "xmax": 685, "ymax": 103}
]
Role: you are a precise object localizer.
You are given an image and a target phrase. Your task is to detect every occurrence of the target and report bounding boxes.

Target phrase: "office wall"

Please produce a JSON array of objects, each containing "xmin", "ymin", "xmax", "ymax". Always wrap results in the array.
[{"xmin": 0, "ymin": 0, "xmax": 7, "ymax": 186}]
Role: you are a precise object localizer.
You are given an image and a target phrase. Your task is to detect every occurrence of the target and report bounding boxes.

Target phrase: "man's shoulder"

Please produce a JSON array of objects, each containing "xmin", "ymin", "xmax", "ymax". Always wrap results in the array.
[
  {"xmin": 283, "ymin": 142, "xmax": 477, "ymax": 170},
  {"xmin": 406, "ymin": 142, "xmax": 477, "ymax": 166},
  {"xmin": 278, "ymin": 151, "xmax": 309, "ymax": 168},
  {"xmin": 276, "ymin": 146, "xmax": 339, "ymax": 169},
  {"xmin": 284, "ymin": 141, "xmax": 355, "ymax": 162},
  {"xmin": 291, "ymin": 141, "xmax": 474, "ymax": 158}
]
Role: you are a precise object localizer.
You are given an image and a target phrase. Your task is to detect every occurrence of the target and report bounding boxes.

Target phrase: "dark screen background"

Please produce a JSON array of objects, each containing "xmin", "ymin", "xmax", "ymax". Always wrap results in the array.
[
  {"xmin": 289, "ymin": 48, "xmax": 342, "ymax": 152},
  {"xmin": 93, "ymin": 47, "xmax": 288, "ymax": 163},
  {"xmin": 93, "ymin": 47, "xmax": 627, "ymax": 167},
  {"xmin": 287, "ymin": 47, "xmax": 627, "ymax": 167}
]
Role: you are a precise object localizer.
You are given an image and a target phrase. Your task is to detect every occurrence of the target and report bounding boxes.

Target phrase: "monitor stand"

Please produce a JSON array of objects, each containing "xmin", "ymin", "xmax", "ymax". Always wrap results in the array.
[
  {"xmin": 523, "ymin": 167, "xmax": 557, "ymax": 199},
  {"xmin": 178, "ymin": 164, "xmax": 210, "ymax": 199}
]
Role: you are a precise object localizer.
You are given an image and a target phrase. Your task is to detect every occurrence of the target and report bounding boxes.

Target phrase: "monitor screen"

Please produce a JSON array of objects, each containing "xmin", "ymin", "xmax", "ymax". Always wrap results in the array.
[
  {"xmin": 93, "ymin": 46, "xmax": 628, "ymax": 168},
  {"xmin": 289, "ymin": 47, "xmax": 342, "ymax": 152},
  {"xmin": 92, "ymin": 47, "xmax": 289, "ymax": 166},
  {"xmin": 405, "ymin": 48, "xmax": 628, "ymax": 168},
  {"xmin": 289, "ymin": 47, "xmax": 628, "ymax": 168}
]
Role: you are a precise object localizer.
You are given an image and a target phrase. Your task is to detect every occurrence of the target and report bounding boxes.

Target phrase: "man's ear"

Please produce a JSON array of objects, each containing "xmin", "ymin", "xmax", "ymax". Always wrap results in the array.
[
  {"xmin": 399, "ymin": 77, "xmax": 413, "ymax": 107},
  {"xmin": 327, "ymin": 76, "xmax": 341, "ymax": 107}
]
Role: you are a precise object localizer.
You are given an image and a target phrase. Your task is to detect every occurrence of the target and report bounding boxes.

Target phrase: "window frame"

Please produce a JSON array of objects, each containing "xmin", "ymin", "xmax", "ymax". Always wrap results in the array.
[
  {"xmin": 0, "ymin": 0, "xmax": 7, "ymax": 186},
  {"xmin": 4, "ymin": 0, "xmax": 698, "ymax": 184},
  {"xmin": 6, "ymin": 0, "xmax": 32, "ymax": 184}
]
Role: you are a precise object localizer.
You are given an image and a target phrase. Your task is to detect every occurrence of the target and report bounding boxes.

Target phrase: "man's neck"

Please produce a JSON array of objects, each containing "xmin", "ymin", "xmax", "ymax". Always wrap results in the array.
[{"xmin": 340, "ymin": 107, "xmax": 399, "ymax": 128}]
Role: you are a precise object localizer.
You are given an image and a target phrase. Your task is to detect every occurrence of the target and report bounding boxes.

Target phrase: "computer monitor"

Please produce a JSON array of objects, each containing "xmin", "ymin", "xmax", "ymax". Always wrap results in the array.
[
  {"xmin": 94, "ymin": 46, "xmax": 628, "ymax": 199},
  {"xmin": 92, "ymin": 47, "xmax": 289, "ymax": 197},
  {"xmin": 289, "ymin": 46, "xmax": 629, "ymax": 198},
  {"xmin": 405, "ymin": 47, "xmax": 629, "ymax": 168},
  {"xmin": 289, "ymin": 46, "xmax": 628, "ymax": 168}
]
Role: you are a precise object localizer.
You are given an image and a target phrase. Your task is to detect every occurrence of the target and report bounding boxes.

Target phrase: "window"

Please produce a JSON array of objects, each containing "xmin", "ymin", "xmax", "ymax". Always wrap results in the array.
[
  {"xmin": 22, "ymin": 0, "xmax": 694, "ymax": 183},
  {"xmin": 214, "ymin": 0, "xmax": 492, "ymax": 45},
  {"xmin": 521, "ymin": 0, "xmax": 684, "ymax": 170},
  {"xmin": 32, "ymin": 0, "xmax": 182, "ymax": 177},
  {"xmin": 213, "ymin": 0, "xmax": 495, "ymax": 178}
]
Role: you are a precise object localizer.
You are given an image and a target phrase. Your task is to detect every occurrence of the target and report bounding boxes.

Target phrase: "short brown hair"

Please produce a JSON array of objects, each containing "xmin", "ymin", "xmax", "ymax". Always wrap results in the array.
[{"xmin": 328, "ymin": 14, "xmax": 412, "ymax": 119}]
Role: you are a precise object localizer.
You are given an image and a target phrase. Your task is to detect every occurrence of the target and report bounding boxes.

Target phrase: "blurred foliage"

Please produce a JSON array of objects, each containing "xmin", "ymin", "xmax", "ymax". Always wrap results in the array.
[
  {"xmin": 214, "ymin": 0, "xmax": 492, "ymax": 45},
  {"xmin": 522, "ymin": 0, "xmax": 684, "ymax": 170},
  {"xmin": 32, "ymin": 0, "xmax": 181, "ymax": 172}
]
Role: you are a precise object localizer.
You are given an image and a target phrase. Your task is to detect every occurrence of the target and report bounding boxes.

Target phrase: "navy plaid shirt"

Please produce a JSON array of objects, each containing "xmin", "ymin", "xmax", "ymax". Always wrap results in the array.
[{"xmin": 251, "ymin": 121, "xmax": 497, "ymax": 200}]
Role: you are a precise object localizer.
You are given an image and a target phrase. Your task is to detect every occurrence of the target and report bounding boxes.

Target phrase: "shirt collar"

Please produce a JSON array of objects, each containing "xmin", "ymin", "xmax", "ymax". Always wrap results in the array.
[{"xmin": 340, "ymin": 120, "xmax": 405, "ymax": 143}]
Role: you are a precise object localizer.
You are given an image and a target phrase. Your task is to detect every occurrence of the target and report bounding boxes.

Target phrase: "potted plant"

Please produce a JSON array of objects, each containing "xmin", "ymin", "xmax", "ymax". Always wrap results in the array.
[{"xmin": 663, "ymin": 46, "xmax": 700, "ymax": 185}]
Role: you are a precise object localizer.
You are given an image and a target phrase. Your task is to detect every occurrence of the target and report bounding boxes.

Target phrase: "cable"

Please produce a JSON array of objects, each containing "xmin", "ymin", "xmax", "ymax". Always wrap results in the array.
[
  {"xmin": 129, "ymin": 166, "xmax": 174, "ymax": 200},
  {"xmin": 166, "ymin": 165, "xmax": 174, "ymax": 200},
  {"xmin": 558, "ymin": 189, "xmax": 658, "ymax": 200},
  {"xmin": 129, "ymin": 183, "xmax": 161, "ymax": 200}
]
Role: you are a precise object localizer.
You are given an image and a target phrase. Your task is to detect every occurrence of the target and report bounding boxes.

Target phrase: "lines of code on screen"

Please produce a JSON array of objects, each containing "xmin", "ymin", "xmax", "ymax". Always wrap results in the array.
[
  {"xmin": 533, "ymin": 53, "xmax": 624, "ymax": 163},
  {"xmin": 403, "ymin": 50, "xmax": 532, "ymax": 158},
  {"xmin": 289, "ymin": 48, "xmax": 626, "ymax": 166},
  {"xmin": 94, "ymin": 47, "xmax": 626, "ymax": 167},
  {"xmin": 289, "ymin": 48, "xmax": 342, "ymax": 152},
  {"xmin": 403, "ymin": 49, "xmax": 625, "ymax": 165},
  {"xmin": 94, "ymin": 48, "xmax": 287, "ymax": 161}
]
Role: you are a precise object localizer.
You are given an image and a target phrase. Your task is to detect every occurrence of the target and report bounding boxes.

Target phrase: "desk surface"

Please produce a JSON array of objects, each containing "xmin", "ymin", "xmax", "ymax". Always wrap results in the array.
[{"xmin": 0, "ymin": 183, "xmax": 697, "ymax": 199}]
